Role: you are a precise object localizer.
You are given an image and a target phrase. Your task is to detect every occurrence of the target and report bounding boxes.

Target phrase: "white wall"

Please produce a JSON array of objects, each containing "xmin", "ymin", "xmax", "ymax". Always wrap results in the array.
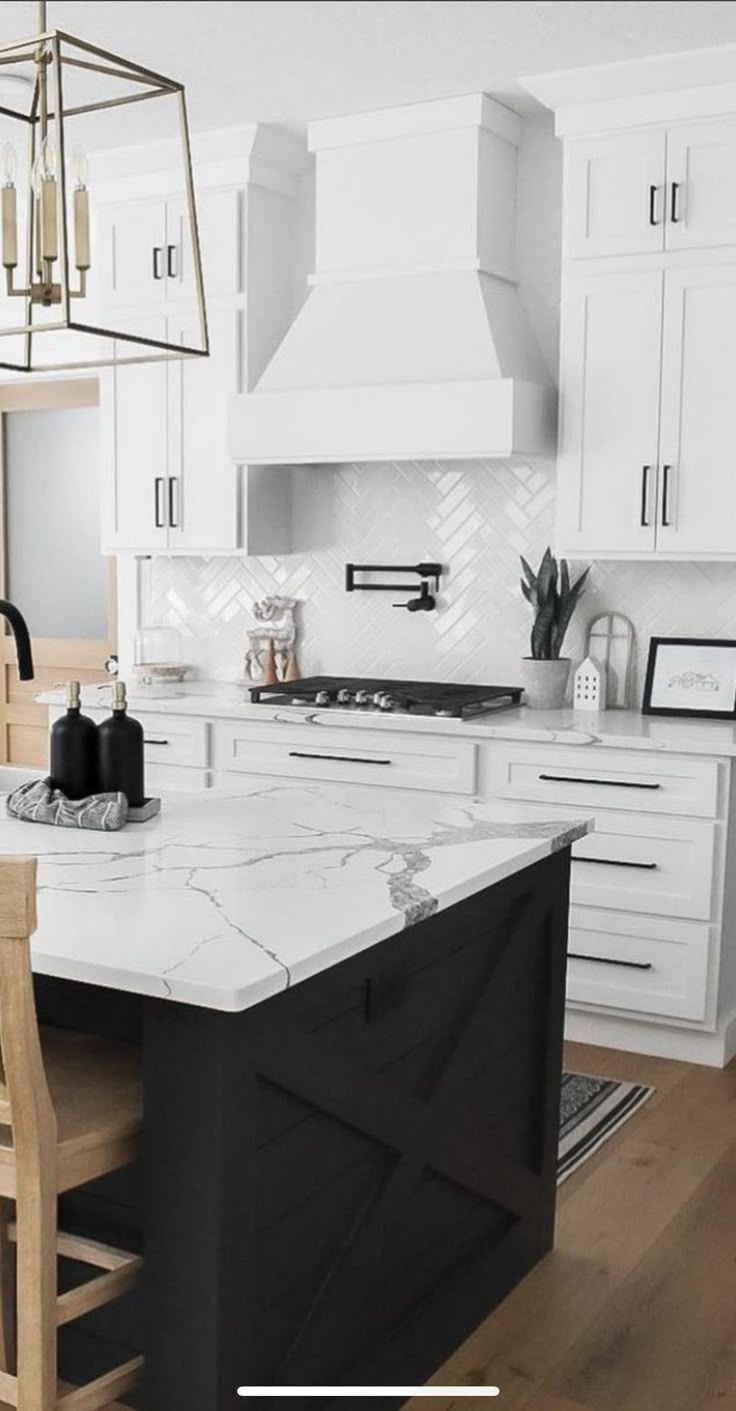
[{"xmin": 143, "ymin": 115, "xmax": 736, "ymax": 704}]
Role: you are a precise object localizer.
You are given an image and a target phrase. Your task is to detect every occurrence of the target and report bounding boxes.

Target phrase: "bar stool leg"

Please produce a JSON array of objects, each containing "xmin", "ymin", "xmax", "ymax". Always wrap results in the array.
[{"xmin": 15, "ymin": 1177, "xmax": 57, "ymax": 1411}]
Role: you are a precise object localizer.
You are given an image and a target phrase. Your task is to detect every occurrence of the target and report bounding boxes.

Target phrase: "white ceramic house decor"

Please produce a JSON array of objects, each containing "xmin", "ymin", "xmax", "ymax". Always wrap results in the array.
[{"xmin": 573, "ymin": 656, "xmax": 606, "ymax": 712}]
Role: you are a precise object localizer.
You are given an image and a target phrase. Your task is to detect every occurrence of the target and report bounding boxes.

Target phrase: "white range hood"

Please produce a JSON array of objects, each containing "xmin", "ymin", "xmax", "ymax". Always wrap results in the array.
[{"xmin": 229, "ymin": 93, "xmax": 556, "ymax": 465}]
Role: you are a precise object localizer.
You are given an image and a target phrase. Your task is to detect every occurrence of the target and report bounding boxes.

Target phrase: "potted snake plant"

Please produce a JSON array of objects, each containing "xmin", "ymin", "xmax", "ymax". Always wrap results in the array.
[{"xmin": 519, "ymin": 548, "xmax": 590, "ymax": 709}]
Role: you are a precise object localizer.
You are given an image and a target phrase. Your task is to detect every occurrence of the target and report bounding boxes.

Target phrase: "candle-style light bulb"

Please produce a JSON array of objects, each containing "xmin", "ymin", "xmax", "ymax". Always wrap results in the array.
[
  {"xmin": 0, "ymin": 144, "xmax": 17, "ymax": 269},
  {"xmin": 1, "ymin": 144, "xmax": 17, "ymax": 190},
  {"xmin": 71, "ymin": 146, "xmax": 88, "ymax": 191},
  {"xmin": 32, "ymin": 135, "xmax": 58, "ymax": 267},
  {"xmin": 71, "ymin": 145, "xmax": 90, "ymax": 276}
]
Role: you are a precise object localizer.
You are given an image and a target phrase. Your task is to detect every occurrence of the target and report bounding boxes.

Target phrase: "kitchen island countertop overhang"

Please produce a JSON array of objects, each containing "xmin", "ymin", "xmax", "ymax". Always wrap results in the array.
[{"xmin": 0, "ymin": 782, "xmax": 592, "ymax": 1011}]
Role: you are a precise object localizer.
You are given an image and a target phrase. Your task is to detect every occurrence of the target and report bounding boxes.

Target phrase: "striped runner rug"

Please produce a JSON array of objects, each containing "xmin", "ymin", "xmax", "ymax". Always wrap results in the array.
[{"xmin": 558, "ymin": 1071, "xmax": 654, "ymax": 1184}]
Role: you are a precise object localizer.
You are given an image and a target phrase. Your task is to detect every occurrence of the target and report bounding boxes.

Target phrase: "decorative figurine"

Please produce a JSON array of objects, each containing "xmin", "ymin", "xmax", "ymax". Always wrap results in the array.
[
  {"xmin": 244, "ymin": 596, "xmax": 300, "ymax": 683},
  {"xmin": 573, "ymin": 655, "xmax": 606, "ymax": 712}
]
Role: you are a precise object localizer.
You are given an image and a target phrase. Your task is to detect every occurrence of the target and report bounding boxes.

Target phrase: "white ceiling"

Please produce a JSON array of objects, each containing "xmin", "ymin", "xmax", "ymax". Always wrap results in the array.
[{"xmin": 3, "ymin": 0, "xmax": 736, "ymax": 135}]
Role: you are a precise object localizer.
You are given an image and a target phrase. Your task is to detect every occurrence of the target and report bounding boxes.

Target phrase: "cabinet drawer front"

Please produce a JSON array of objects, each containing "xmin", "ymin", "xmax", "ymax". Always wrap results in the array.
[
  {"xmin": 571, "ymin": 814, "xmax": 716, "ymax": 920},
  {"xmin": 488, "ymin": 745, "xmax": 720, "ymax": 817},
  {"xmin": 136, "ymin": 714, "xmax": 208, "ymax": 769},
  {"xmin": 567, "ymin": 908, "xmax": 709, "ymax": 1021},
  {"xmin": 145, "ymin": 764, "xmax": 209, "ymax": 793},
  {"xmin": 212, "ymin": 723, "xmax": 476, "ymax": 794}
]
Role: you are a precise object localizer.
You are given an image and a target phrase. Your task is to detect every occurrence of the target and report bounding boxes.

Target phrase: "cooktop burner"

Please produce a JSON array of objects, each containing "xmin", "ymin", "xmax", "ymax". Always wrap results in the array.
[{"xmin": 249, "ymin": 676, "xmax": 523, "ymax": 719}]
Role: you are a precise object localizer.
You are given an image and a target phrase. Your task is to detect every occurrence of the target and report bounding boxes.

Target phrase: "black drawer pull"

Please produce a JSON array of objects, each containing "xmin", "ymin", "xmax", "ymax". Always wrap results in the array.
[
  {"xmin": 573, "ymin": 856, "xmax": 658, "ymax": 872},
  {"xmin": 539, "ymin": 773, "xmax": 661, "ymax": 791},
  {"xmin": 288, "ymin": 751, "xmax": 392, "ymax": 766},
  {"xmin": 569, "ymin": 952, "xmax": 654, "ymax": 971},
  {"xmin": 144, "ymin": 738, "xmax": 170, "ymax": 746}
]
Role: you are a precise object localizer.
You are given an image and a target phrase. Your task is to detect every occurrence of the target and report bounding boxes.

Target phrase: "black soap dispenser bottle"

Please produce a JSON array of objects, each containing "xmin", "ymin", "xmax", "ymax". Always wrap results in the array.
[
  {"xmin": 49, "ymin": 681, "xmax": 98, "ymax": 800},
  {"xmin": 97, "ymin": 681, "xmax": 145, "ymax": 806}
]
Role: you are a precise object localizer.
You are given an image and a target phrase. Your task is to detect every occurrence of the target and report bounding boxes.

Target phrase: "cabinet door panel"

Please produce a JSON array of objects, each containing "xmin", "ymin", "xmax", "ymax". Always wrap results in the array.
[
  {"xmin": 557, "ymin": 271, "xmax": 663, "ymax": 556},
  {"xmin": 104, "ymin": 316, "xmax": 169, "ymax": 552},
  {"xmin": 167, "ymin": 308, "xmax": 242, "ymax": 551},
  {"xmin": 165, "ymin": 189, "xmax": 240, "ymax": 305},
  {"xmin": 667, "ymin": 118, "xmax": 736, "ymax": 250},
  {"xmin": 658, "ymin": 266, "xmax": 736, "ymax": 556},
  {"xmin": 99, "ymin": 199, "xmax": 166, "ymax": 308},
  {"xmin": 565, "ymin": 131, "xmax": 666, "ymax": 258}
]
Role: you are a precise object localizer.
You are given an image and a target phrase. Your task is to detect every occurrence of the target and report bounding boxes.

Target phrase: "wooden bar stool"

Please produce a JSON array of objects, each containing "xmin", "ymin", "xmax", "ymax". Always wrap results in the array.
[{"xmin": 0, "ymin": 857, "xmax": 143, "ymax": 1411}]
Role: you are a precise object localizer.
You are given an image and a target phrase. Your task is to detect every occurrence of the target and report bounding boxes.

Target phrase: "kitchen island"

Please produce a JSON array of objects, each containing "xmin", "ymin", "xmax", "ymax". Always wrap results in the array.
[{"xmin": 0, "ymin": 783, "xmax": 590, "ymax": 1409}]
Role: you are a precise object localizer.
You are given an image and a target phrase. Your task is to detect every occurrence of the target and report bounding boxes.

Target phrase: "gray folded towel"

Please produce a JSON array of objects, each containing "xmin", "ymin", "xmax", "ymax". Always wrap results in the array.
[{"xmin": 7, "ymin": 778, "xmax": 129, "ymax": 831}]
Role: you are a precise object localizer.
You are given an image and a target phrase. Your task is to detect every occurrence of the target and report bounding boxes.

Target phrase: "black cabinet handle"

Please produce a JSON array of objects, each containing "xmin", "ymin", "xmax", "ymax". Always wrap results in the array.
[
  {"xmin": 167, "ymin": 243, "xmax": 178, "ymax": 279},
  {"xmin": 648, "ymin": 184, "xmax": 660, "ymax": 225},
  {"xmin": 144, "ymin": 738, "xmax": 170, "ymax": 746},
  {"xmin": 569, "ymin": 952, "xmax": 653, "ymax": 972},
  {"xmin": 152, "ymin": 245, "xmax": 163, "ymax": 280},
  {"xmin": 670, "ymin": 181, "xmax": 681, "ymax": 223},
  {"xmin": 288, "ymin": 751, "xmax": 392, "ymax": 766},
  {"xmin": 640, "ymin": 464, "xmax": 652, "ymax": 527},
  {"xmin": 573, "ymin": 856, "xmax": 658, "ymax": 871},
  {"xmin": 154, "ymin": 476, "xmax": 165, "ymax": 528},
  {"xmin": 538, "ymin": 773, "xmax": 661, "ymax": 791},
  {"xmin": 661, "ymin": 464, "xmax": 672, "ymax": 527},
  {"xmin": 168, "ymin": 476, "xmax": 179, "ymax": 529}
]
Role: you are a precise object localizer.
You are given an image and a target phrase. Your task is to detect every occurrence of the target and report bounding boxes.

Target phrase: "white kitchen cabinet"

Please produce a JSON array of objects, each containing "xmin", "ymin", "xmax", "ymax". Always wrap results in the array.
[
  {"xmin": 102, "ymin": 316, "xmax": 170, "ymax": 553},
  {"xmin": 558, "ymin": 261, "xmax": 736, "ymax": 558},
  {"xmin": 565, "ymin": 118, "xmax": 736, "ymax": 260},
  {"xmin": 665, "ymin": 117, "xmax": 736, "ymax": 250},
  {"xmin": 565, "ymin": 130, "xmax": 667, "ymax": 259},
  {"xmin": 657, "ymin": 264, "xmax": 736, "ymax": 554},
  {"xmin": 103, "ymin": 310, "xmax": 241, "ymax": 553},
  {"xmin": 557, "ymin": 270, "xmax": 663, "ymax": 555},
  {"xmin": 100, "ymin": 188, "xmax": 239, "ymax": 309}
]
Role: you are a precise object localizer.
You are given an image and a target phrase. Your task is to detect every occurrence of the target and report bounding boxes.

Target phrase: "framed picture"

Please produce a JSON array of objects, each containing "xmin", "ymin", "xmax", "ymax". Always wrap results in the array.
[{"xmin": 642, "ymin": 637, "xmax": 736, "ymax": 719}]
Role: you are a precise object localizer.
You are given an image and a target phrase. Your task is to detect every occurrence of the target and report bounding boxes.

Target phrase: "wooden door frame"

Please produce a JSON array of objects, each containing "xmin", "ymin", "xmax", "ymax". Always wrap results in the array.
[{"xmin": 0, "ymin": 379, "xmax": 117, "ymax": 765}]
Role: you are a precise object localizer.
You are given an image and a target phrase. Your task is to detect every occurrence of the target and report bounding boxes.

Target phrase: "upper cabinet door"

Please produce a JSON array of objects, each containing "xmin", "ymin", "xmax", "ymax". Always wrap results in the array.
[
  {"xmin": 167, "ymin": 308, "xmax": 242, "ymax": 552},
  {"xmin": 565, "ymin": 131, "xmax": 667, "ymax": 259},
  {"xmin": 657, "ymin": 265, "xmax": 736, "ymax": 556},
  {"xmin": 102, "ymin": 317, "xmax": 170, "ymax": 553},
  {"xmin": 99, "ymin": 200, "xmax": 167, "ymax": 309},
  {"xmin": 557, "ymin": 270, "xmax": 663, "ymax": 556},
  {"xmin": 666, "ymin": 118, "xmax": 736, "ymax": 250},
  {"xmin": 165, "ymin": 189, "xmax": 241, "ymax": 304}
]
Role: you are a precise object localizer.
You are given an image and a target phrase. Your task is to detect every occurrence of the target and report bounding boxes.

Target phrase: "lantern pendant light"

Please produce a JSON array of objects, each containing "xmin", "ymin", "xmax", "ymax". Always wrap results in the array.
[{"xmin": 0, "ymin": 0, "xmax": 208, "ymax": 372}]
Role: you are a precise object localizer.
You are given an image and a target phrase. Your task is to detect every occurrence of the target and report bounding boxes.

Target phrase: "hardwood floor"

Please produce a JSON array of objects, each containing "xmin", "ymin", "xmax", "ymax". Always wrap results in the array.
[{"xmin": 411, "ymin": 1040, "xmax": 736, "ymax": 1411}]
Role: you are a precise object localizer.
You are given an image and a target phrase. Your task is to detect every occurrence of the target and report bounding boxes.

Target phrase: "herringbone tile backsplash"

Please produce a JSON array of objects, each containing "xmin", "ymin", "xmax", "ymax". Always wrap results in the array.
[{"xmin": 147, "ymin": 458, "xmax": 736, "ymax": 704}]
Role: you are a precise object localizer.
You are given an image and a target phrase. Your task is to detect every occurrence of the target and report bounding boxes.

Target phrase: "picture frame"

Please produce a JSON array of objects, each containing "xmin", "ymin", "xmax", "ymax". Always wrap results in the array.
[{"xmin": 642, "ymin": 637, "xmax": 736, "ymax": 719}]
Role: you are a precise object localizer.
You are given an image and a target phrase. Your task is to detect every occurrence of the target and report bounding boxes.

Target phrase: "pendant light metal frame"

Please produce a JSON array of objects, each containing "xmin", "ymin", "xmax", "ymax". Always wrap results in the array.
[{"xmin": 0, "ymin": 1, "xmax": 209, "ymax": 372}]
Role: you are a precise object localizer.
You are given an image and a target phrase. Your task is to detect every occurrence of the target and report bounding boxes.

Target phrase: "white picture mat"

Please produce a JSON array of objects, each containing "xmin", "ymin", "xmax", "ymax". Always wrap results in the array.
[{"xmin": 649, "ymin": 642, "xmax": 736, "ymax": 713}]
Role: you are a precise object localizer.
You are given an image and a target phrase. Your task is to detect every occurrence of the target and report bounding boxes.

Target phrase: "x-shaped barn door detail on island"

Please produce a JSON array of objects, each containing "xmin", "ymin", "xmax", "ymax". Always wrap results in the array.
[{"xmin": 143, "ymin": 851, "xmax": 571, "ymax": 1411}]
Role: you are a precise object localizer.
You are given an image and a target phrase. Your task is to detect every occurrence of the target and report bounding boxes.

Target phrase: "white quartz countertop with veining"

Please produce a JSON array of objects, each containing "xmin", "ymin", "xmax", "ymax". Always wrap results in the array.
[
  {"xmin": 1, "ymin": 782, "xmax": 590, "ymax": 1012},
  {"xmin": 38, "ymin": 683, "xmax": 736, "ymax": 756}
]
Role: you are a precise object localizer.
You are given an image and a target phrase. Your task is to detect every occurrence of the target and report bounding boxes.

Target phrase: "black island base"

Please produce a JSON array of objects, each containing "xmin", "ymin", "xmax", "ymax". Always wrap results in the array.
[{"xmin": 37, "ymin": 846, "xmax": 572, "ymax": 1411}]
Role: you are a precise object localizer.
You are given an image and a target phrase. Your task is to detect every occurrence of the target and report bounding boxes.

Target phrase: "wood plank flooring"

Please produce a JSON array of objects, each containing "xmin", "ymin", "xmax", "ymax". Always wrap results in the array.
[{"xmin": 410, "ymin": 1041, "xmax": 736, "ymax": 1411}]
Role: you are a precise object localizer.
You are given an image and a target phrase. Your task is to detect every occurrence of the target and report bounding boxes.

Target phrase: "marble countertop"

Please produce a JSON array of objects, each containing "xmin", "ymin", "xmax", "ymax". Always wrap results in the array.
[
  {"xmin": 1, "ymin": 782, "xmax": 590, "ymax": 1013},
  {"xmin": 38, "ymin": 682, "xmax": 736, "ymax": 757}
]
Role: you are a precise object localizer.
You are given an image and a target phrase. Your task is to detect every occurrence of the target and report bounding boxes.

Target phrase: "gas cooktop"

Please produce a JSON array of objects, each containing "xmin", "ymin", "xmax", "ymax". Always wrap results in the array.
[{"xmin": 249, "ymin": 676, "xmax": 523, "ymax": 719}]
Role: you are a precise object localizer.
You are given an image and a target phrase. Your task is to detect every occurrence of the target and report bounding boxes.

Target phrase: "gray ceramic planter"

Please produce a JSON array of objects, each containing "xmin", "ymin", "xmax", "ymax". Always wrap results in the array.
[{"xmin": 520, "ymin": 657, "xmax": 571, "ymax": 710}]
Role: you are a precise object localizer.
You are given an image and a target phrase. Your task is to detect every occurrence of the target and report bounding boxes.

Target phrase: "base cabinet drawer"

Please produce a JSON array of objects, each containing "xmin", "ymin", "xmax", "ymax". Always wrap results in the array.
[
  {"xmin": 488, "ymin": 744, "xmax": 720, "ymax": 817},
  {"xmin": 146, "ymin": 764, "xmax": 210, "ymax": 792},
  {"xmin": 567, "ymin": 908, "xmax": 710, "ymax": 1021},
  {"xmin": 138, "ymin": 715, "xmax": 208, "ymax": 769},
  {"xmin": 212, "ymin": 723, "xmax": 477, "ymax": 794},
  {"xmin": 570, "ymin": 813, "xmax": 716, "ymax": 920}
]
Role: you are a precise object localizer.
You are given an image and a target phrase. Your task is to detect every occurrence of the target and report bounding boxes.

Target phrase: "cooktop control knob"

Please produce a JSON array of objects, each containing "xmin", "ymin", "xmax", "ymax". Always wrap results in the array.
[
  {"xmin": 336, "ymin": 689, "xmax": 353, "ymax": 704},
  {"xmin": 315, "ymin": 691, "xmax": 332, "ymax": 706},
  {"xmin": 355, "ymin": 690, "xmax": 372, "ymax": 705}
]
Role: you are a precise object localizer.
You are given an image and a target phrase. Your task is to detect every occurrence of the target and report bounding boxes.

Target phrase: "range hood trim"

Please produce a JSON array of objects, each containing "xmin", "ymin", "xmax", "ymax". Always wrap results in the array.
[{"xmin": 229, "ymin": 378, "xmax": 556, "ymax": 466}]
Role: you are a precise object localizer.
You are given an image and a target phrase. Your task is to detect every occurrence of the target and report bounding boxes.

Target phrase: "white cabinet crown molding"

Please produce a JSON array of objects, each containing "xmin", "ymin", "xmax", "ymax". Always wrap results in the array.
[
  {"xmin": 521, "ymin": 45, "xmax": 736, "ymax": 135},
  {"xmin": 90, "ymin": 122, "xmax": 308, "ymax": 201}
]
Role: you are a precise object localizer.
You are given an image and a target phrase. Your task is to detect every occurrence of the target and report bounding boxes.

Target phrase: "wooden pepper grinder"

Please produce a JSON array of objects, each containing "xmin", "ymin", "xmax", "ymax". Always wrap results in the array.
[
  {"xmin": 262, "ymin": 639, "xmax": 278, "ymax": 686},
  {"xmin": 284, "ymin": 650, "xmax": 301, "ymax": 682}
]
